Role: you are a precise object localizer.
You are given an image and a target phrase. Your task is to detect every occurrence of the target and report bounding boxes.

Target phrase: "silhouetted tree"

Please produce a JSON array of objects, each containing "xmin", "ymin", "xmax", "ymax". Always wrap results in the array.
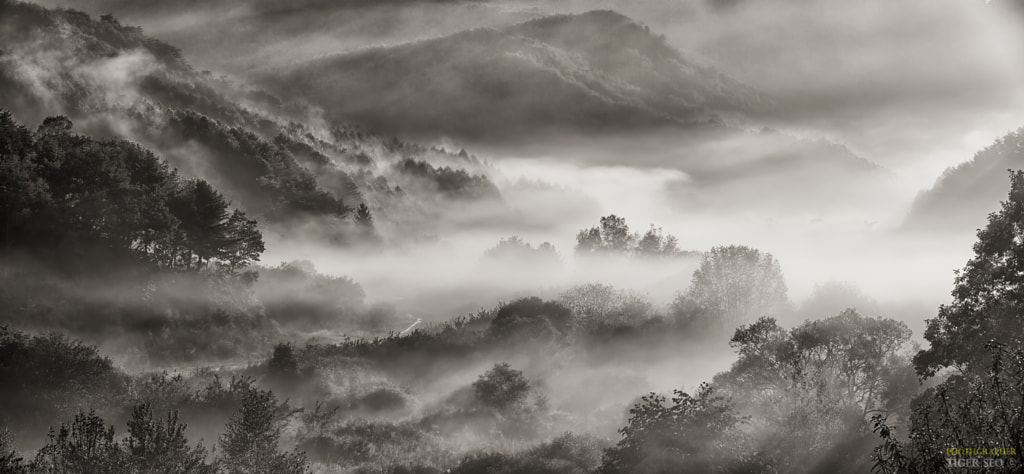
[
  {"xmin": 32, "ymin": 411, "xmax": 126, "ymax": 474},
  {"xmin": 872, "ymin": 342, "xmax": 1024, "ymax": 473},
  {"xmin": 0, "ymin": 111, "xmax": 265, "ymax": 273},
  {"xmin": 169, "ymin": 180, "xmax": 263, "ymax": 271},
  {"xmin": 222, "ymin": 209, "xmax": 264, "ymax": 270},
  {"xmin": 354, "ymin": 203, "xmax": 373, "ymax": 227},
  {"xmin": 915, "ymin": 170, "xmax": 1024, "ymax": 377},
  {"xmin": 872, "ymin": 173, "xmax": 1024, "ymax": 473}
]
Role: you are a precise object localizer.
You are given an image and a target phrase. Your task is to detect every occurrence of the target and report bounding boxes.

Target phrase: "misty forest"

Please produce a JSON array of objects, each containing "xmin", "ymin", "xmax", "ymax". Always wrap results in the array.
[{"xmin": 1, "ymin": 0, "xmax": 1024, "ymax": 472}]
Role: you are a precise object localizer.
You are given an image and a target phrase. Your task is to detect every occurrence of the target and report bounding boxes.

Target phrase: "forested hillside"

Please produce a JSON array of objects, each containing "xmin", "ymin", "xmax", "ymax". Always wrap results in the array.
[
  {"xmin": 2, "ymin": 0, "xmax": 1023, "ymax": 472},
  {"xmin": 3, "ymin": 160, "xmax": 1022, "ymax": 471},
  {"xmin": 0, "ymin": 0, "xmax": 502, "ymax": 244},
  {"xmin": 258, "ymin": 11, "xmax": 770, "ymax": 142},
  {"xmin": 904, "ymin": 127, "xmax": 1024, "ymax": 232}
]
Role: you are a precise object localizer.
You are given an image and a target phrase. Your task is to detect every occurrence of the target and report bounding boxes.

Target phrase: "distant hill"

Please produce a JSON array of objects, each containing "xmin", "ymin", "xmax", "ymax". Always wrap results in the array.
[
  {"xmin": 257, "ymin": 10, "xmax": 772, "ymax": 143},
  {"xmin": 903, "ymin": 127, "xmax": 1024, "ymax": 232}
]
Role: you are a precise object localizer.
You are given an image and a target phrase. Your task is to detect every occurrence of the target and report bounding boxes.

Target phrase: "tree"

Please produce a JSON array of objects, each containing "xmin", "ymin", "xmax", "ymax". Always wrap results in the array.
[
  {"xmin": 217, "ymin": 388, "xmax": 308, "ymax": 474},
  {"xmin": 575, "ymin": 226, "xmax": 604, "ymax": 254},
  {"xmin": 0, "ymin": 428, "xmax": 27, "ymax": 474},
  {"xmin": 636, "ymin": 226, "xmax": 681, "ymax": 257},
  {"xmin": 0, "ymin": 111, "xmax": 265, "ymax": 273},
  {"xmin": 36, "ymin": 116, "xmax": 73, "ymax": 137},
  {"xmin": 599, "ymin": 384, "xmax": 764, "ymax": 474},
  {"xmin": 915, "ymin": 170, "xmax": 1024, "ymax": 377},
  {"xmin": 575, "ymin": 216, "xmax": 687, "ymax": 258},
  {"xmin": 686, "ymin": 245, "xmax": 788, "ymax": 324},
  {"xmin": 266, "ymin": 343, "xmax": 299, "ymax": 379},
  {"xmin": 354, "ymin": 203, "xmax": 373, "ymax": 227},
  {"xmin": 558, "ymin": 283, "xmax": 653, "ymax": 328},
  {"xmin": 486, "ymin": 297, "xmax": 575, "ymax": 343},
  {"xmin": 472, "ymin": 363, "xmax": 533, "ymax": 411},
  {"xmin": 715, "ymin": 312, "xmax": 916, "ymax": 472},
  {"xmin": 174, "ymin": 180, "xmax": 230, "ymax": 267},
  {"xmin": 0, "ymin": 327, "xmax": 123, "ymax": 438},
  {"xmin": 872, "ymin": 342, "xmax": 1024, "ymax": 474},
  {"xmin": 482, "ymin": 236, "xmax": 560, "ymax": 271},
  {"xmin": 871, "ymin": 172, "xmax": 1024, "ymax": 473},
  {"xmin": 0, "ymin": 111, "xmax": 50, "ymax": 251},
  {"xmin": 485, "ymin": 236, "xmax": 530, "ymax": 257},
  {"xmin": 124, "ymin": 404, "xmax": 213, "ymax": 474},
  {"xmin": 575, "ymin": 215, "xmax": 635, "ymax": 255},
  {"xmin": 32, "ymin": 411, "xmax": 127, "ymax": 474},
  {"xmin": 170, "ymin": 180, "xmax": 263, "ymax": 271},
  {"xmin": 222, "ymin": 209, "xmax": 264, "ymax": 270},
  {"xmin": 721, "ymin": 312, "xmax": 915, "ymax": 415}
]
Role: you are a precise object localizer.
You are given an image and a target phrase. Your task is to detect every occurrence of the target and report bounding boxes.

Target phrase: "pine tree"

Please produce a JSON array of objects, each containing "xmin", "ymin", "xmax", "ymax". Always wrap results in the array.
[
  {"xmin": 354, "ymin": 203, "xmax": 373, "ymax": 227},
  {"xmin": 217, "ymin": 389, "xmax": 308, "ymax": 474}
]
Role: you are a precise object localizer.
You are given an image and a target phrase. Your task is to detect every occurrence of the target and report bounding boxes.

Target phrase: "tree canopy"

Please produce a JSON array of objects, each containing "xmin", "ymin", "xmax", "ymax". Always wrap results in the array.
[
  {"xmin": 575, "ymin": 215, "xmax": 686, "ymax": 257},
  {"xmin": 0, "ymin": 111, "xmax": 264, "ymax": 273},
  {"xmin": 599, "ymin": 383, "xmax": 764, "ymax": 474},
  {"xmin": 685, "ymin": 245, "xmax": 788, "ymax": 324},
  {"xmin": 915, "ymin": 170, "xmax": 1024, "ymax": 377}
]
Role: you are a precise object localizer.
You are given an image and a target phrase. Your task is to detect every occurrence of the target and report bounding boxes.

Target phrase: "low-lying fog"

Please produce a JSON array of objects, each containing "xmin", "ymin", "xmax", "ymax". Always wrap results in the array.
[
  {"xmin": 265, "ymin": 139, "xmax": 973, "ymax": 345},
  {"xmin": 249, "ymin": 0, "xmax": 1021, "ymax": 348}
]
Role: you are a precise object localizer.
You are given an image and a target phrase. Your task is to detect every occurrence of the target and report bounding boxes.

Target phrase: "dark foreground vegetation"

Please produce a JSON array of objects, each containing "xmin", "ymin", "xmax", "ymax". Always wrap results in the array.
[{"xmin": 2, "ymin": 110, "xmax": 1024, "ymax": 473}]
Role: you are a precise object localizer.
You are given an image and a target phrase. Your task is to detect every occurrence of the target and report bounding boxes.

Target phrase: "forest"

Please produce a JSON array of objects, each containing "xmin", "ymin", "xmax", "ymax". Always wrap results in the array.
[
  {"xmin": 2, "ymin": 0, "xmax": 1024, "ymax": 472},
  {"xmin": 1, "ymin": 109, "xmax": 1022, "ymax": 472}
]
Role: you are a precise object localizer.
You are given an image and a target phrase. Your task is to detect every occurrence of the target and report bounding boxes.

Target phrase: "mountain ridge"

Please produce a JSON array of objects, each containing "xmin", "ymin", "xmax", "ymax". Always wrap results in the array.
[{"xmin": 257, "ymin": 9, "xmax": 772, "ymax": 143}]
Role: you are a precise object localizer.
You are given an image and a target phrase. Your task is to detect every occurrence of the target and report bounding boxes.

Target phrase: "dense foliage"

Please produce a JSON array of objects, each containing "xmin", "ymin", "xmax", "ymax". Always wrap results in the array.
[
  {"xmin": 915, "ymin": 170, "xmax": 1024, "ymax": 376},
  {"xmin": 870, "ymin": 171, "xmax": 1024, "ymax": 473},
  {"xmin": 599, "ymin": 383, "xmax": 764, "ymax": 474},
  {"xmin": 575, "ymin": 215, "xmax": 690, "ymax": 258},
  {"xmin": 0, "ymin": 111, "xmax": 263, "ymax": 274}
]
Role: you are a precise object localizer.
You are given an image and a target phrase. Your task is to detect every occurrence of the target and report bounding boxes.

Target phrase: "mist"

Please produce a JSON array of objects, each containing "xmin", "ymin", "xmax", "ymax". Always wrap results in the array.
[{"xmin": 2, "ymin": 0, "xmax": 1023, "ymax": 472}]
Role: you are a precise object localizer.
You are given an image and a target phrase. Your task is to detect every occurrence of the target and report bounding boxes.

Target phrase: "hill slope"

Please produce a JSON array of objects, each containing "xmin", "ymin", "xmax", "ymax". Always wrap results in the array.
[
  {"xmin": 903, "ymin": 127, "xmax": 1024, "ymax": 232},
  {"xmin": 0, "ymin": 0, "xmax": 501, "ymax": 243},
  {"xmin": 258, "ymin": 10, "xmax": 772, "ymax": 143}
]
